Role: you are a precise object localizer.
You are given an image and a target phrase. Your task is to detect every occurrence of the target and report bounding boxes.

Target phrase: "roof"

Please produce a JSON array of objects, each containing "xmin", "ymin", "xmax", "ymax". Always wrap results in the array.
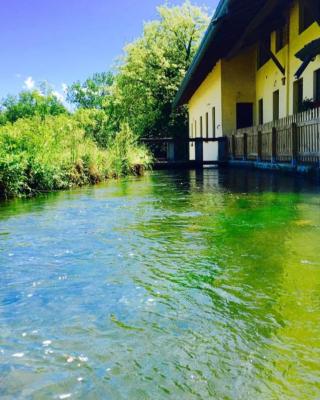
[{"xmin": 173, "ymin": 0, "xmax": 292, "ymax": 108}]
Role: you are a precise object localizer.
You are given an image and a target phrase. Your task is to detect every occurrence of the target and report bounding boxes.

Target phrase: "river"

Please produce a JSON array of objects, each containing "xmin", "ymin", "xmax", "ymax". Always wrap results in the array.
[{"xmin": 0, "ymin": 168, "xmax": 319, "ymax": 399}]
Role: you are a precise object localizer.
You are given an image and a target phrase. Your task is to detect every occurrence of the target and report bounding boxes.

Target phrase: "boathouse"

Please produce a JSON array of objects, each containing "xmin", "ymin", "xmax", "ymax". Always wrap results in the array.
[{"xmin": 174, "ymin": 0, "xmax": 320, "ymax": 167}]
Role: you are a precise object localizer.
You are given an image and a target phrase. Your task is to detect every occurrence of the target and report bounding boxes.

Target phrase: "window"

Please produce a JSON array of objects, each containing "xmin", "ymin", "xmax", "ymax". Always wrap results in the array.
[
  {"xmin": 200, "ymin": 116, "xmax": 203, "ymax": 138},
  {"xmin": 293, "ymin": 79, "xmax": 304, "ymax": 113},
  {"xmin": 212, "ymin": 107, "xmax": 216, "ymax": 138},
  {"xmin": 257, "ymin": 35, "xmax": 271, "ymax": 69},
  {"xmin": 276, "ymin": 25, "xmax": 287, "ymax": 52},
  {"xmin": 205, "ymin": 112, "xmax": 209, "ymax": 139},
  {"xmin": 236, "ymin": 103, "xmax": 253, "ymax": 129},
  {"xmin": 314, "ymin": 69, "xmax": 320, "ymax": 103},
  {"xmin": 299, "ymin": 1, "xmax": 315, "ymax": 33},
  {"xmin": 258, "ymin": 99, "xmax": 264, "ymax": 125}
]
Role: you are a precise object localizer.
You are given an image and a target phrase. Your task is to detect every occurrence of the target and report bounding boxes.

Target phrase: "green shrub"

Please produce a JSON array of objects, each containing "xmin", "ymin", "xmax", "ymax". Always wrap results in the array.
[
  {"xmin": 0, "ymin": 115, "xmax": 151, "ymax": 198},
  {"xmin": 106, "ymin": 123, "xmax": 152, "ymax": 177},
  {"xmin": 73, "ymin": 108, "xmax": 115, "ymax": 148}
]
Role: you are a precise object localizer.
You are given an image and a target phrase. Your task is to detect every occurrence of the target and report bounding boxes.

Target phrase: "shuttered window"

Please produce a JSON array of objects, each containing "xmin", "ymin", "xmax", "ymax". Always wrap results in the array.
[
  {"xmin": 205, "ymin": 112, "xmax": 209, "ymax": 139},
  {"xmin": 212, "ymin": 107, "xmax": 216, "ymax": 138},
  {"xmin": 314, "ymin": 69, "xmax": 320, "ymax": 102},
  {"xmin": 258, "ymin": 99, "xmax": 263, "ymax": 125}
]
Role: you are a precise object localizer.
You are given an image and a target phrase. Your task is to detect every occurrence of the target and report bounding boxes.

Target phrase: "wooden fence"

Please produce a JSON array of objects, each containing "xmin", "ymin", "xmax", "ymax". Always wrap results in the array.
[{"xmin": 228, "ymin": 107, "xmax": 320, "ymax": 166}]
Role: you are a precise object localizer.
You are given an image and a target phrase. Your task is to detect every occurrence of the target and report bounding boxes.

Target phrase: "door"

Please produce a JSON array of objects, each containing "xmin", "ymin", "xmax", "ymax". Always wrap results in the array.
[{"xmin": 236, "ymin": 103, "xmax": 253, "ymax": 129}]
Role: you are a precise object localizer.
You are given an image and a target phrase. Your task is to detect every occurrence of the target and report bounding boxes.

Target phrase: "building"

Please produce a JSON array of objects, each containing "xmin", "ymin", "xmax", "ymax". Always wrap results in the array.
[{"xmin": 173, "ymin": 0, "xmax": 320, "ymax": 164}]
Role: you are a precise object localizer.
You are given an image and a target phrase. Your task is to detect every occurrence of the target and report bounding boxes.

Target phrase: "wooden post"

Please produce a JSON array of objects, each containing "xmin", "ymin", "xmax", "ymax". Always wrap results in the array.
[
  {"xmin": 271, "ymin": 127, "xmax": 277, "ymax": 163},
  {"xmin": 291, "ymin": 122, "xmax": 298, "ymax": 167},
  {"xmin": 257, "ymin": 131, "xmax": 262, "ymax": 162},
  {"xmin": 243, "ymin": 133, "xmax": 248, "ymax": 161},
  {"xmin": 218, "ymin": 137, "xmax": 228, "ymax": 162},
  {"xmin": 232, "ymin": 135, "xmax": 236, "ymax": 159}
]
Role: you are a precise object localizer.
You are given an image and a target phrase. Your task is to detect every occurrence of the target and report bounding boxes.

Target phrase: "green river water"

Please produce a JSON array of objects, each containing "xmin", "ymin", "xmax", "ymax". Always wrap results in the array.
[{"xmin": 0, "ymin": 168, "xmax": 319, "ymax": 399}]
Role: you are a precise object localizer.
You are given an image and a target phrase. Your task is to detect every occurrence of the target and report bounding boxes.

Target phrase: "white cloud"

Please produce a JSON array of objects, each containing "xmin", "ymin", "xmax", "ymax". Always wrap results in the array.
[{"xmin": 24, "ymin": 76, "xmax": 35, "ymax": 90}]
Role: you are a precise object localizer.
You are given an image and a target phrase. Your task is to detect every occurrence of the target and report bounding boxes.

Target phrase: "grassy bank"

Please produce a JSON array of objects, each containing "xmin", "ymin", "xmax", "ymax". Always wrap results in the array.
[{"xmin": 0, "ymin": 115, "xmax": 152, "ymax": 198}]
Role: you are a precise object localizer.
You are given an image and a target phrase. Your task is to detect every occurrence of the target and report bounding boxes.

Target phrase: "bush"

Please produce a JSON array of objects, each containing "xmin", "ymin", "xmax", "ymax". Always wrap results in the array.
[
  {"xmin": 0, "ymin": 115, "xmax": 151, "ymax": 198},
  {"xmin": 106, "ymin": 123, "xmax": 153, "ymax": 177},
  {"xmin": 73, "ymin": 108, "xmax": 115, "ymax": 148}
]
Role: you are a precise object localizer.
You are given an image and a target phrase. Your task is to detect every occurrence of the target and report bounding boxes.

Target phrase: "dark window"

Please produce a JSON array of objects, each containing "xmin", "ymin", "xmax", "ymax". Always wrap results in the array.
[
  {"xmin": 276, "ymin": 25, "xmax": 287, "ymax": 52},
  {"xmin": 212, "ymin": 107, "xmax": 216, "ymax": 138},
  {"xmin": 257, "ymin": 35, "xmax": 271, "ymax": 69},
  {"xmin": 299, "ymin": 1, "xmax": 315, "ymax": 33},
  {"xmin": 273, "ymin": 90, "xmax": 280, "ymax": 121},
  {"xmin": 236, "ymin": 103, "xmax": 253, "ymax": 129},
  {"xmin": 314, "ymin": 69, "xmax": 320, "ymax": 102},
  {"xmin": 205, "ymin": 112, "xmax": 209, "ymax": 139},
  {"xmin": 200, "ymin": 116, "xmax": 203, "ymax": 138},
  {"xmin": 293, "ymin": 79, "xmax": 304, "ymax": 113},
  {"xmin": 258, "ymin": 99, "xmax": 264, "ymax": 125}
]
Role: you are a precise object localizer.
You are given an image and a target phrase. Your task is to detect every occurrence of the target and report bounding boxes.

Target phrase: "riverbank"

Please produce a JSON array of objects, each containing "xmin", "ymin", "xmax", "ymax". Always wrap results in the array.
[{"xmin": 0, "ymin": 115, "xmax": 152, "ymax": 199}]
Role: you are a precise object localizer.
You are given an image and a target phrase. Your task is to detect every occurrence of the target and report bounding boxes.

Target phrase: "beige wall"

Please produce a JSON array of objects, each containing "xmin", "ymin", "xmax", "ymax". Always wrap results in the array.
[
  {"xmin": 288, "ymin": 1, "xmax": 320, "ymax": 114},
  {"xmin": 187, "ymin": 0, "xmax": 320, "ymax": 160},
  {"xmin": 188, "ymin": 61, "xmax": 222, "ymax": 139},
  {"xmin": 221, "ymin": 47, "xmax": 256, "ymax": 134},
  {"xmin": 256, "ymin": 1, "xmax": 320, "ymax": 122}
]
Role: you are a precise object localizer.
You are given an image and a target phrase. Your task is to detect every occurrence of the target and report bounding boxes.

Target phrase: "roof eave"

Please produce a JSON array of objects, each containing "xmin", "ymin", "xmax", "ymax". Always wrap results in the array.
[{"xmin": 172, "ymin": 0, "xmax": 230, "ymax": 108}]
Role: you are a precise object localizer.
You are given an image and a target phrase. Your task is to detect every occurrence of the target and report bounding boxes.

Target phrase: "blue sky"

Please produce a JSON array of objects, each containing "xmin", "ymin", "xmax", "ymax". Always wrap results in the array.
[{"xmin": 0, "ymin": 0, "xmax": 217, "ymax": 100}]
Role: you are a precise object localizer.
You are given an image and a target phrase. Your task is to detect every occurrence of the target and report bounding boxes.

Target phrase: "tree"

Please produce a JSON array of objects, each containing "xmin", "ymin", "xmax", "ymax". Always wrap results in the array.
[
  {"xmin": 0, "ymin": 90, "xmax": 67, "ymax": 125},
  {"xmin": 74, "ymin": 108, "xmax": 116, "ymax": 148},
  {"xmin": 67, "ymin": 72, "xmax": 114, "ymax": 110},
  {"xmin": 113, "ymin": 1, "xmax": 209, "ymax": 138}
]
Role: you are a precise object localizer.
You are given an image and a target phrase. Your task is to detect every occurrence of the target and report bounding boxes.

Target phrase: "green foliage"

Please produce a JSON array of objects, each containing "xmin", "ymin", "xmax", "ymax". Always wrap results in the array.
[
  {"xmin": 0, "ymin": 90, "xmax": 67, "ymax": 125},
  {"xmin": 106, "ymin": 123, "xmax": 152, "ymax": 176},
  {"xmin": 112, "ymin": 1, "xmax": 209, "ymax": 138},
  {"xmin": 67, "ymin": 72, "xmax": 114, "ymax": 109},
  {"xmin": 0, "ymin": 1, "xmax": 208, "ymax": 199},
  {"xmin": 0, "ymin": 116, "xmax": 151, "ymax": 198},
  {"xmin": 67, "ymin": 2, "xmax": 209, "ymax": 140},
  {"xmin": 74, "ymin": 108, "xmax": 116, "ymax": 148}
]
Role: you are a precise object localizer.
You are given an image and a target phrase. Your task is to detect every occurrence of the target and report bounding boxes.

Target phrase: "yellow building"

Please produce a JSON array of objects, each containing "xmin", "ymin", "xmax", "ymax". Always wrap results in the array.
[{"xmin": 174, "ymin": 0, "xmax": 320, "ymax": 163}]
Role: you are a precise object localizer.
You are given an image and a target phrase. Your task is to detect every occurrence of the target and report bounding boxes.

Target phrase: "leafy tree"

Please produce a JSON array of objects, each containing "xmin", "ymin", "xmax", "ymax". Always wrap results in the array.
[
  {"xmin": 67, "ymin": 72, "xmax": 114, "ymax": 109},
  {"xmin": 74, "ymin": 108, "xmax": 116, "ymax": 148},
  {"xmin": 113, "ymin": 1, "xmax": 209, "ymax": 138},
  {"xmin": 0, "ymin": 90, "xmax": 67, "ymax": 125}
]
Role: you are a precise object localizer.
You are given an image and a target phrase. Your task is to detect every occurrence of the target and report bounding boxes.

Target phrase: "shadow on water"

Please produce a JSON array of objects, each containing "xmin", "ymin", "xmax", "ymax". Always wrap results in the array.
[{"xmin": 152, "ymin": 167, "xmax": 320, "ymax": 195}]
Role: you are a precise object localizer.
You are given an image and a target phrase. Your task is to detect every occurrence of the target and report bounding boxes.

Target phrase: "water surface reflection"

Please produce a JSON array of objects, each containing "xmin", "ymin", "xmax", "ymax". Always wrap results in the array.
[{"xmin": 0, "ymin": 169, "xmax": 319, "ymax": 399}]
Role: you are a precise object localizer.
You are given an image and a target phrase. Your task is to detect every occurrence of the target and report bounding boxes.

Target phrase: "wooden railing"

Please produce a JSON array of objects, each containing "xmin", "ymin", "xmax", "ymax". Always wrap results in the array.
[{"xmin": 228, "ymin": 107, "xmax": 320, "ymax": 166}]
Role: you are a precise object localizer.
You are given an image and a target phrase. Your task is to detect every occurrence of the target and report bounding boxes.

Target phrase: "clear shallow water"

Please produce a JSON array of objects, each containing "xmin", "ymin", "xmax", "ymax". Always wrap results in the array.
[{"xmin": 0, "ymin": 168, "xmax": 320, "ymax": 400}]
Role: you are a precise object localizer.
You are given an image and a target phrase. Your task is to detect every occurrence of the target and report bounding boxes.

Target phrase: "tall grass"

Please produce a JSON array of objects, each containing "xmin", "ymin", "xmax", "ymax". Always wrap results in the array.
[{"xmin": 0, "ymin": 115, "xmax": 152, "ymax": 198}]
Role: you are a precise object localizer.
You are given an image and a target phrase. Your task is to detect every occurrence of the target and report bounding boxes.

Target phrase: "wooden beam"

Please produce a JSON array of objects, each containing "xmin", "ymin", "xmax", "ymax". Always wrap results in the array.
[
  {"xmin": 295, "ymin": 55, "xmax": 313, "ymax": 79},
  {"xmin": 261, "ymin": 41, "xmax": 286, "ymax": 75}
]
